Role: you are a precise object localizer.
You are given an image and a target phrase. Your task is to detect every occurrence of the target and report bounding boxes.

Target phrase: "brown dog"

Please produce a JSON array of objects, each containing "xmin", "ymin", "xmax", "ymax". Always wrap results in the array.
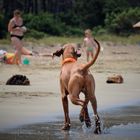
[{"xmin": 53, "ymin": 39, "xmax": 101, "ymax": 134}]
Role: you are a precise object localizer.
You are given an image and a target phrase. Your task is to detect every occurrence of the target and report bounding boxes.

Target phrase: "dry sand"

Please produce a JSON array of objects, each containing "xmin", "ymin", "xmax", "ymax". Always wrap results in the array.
[{"xmin": 0, "ymin": 42, "xmax": 140, "ymax": 139}]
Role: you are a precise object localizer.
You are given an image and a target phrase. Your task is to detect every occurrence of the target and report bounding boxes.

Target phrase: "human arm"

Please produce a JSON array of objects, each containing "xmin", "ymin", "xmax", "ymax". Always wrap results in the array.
[
  {"xmin": 8, "ymin": 18, "xmax": 23, "ymax": 33},
  {"xmin": 8, "ymin": 20, "xmax": 18, "ymax": 33}
]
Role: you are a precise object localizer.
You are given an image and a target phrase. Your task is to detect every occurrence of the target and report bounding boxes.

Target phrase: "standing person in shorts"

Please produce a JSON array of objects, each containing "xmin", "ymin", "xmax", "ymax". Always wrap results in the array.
[
  {"xmin": 82, "ymin": 29, "xmax": 98, "ymax": 62},
  {"xmin": 8, "ymin": 9, "xmax": 32, "ymax": 65}
]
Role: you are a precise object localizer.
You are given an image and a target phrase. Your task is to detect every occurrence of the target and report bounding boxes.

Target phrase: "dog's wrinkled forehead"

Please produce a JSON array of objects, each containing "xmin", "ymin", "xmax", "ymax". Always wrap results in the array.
[
  {"xmin": 63, "ymin": 43, "xmax": 81, "ymax": 58},
  {"xmin": 53, "ymin": 43, "xmax": 81, "ymax": 57},
  {"xmin": 63, "ymin": 43, "xmax": 76, "ymax": 52}
]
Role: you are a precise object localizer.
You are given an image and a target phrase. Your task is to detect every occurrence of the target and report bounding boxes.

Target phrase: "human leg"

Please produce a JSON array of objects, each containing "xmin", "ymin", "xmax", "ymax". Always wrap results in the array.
[
  {"xmin": 90, "ymin": 51, "xmax": 94, "ymax": 60},
  {"xmin": 11, "ymin": 37, "xmax": 23, "ymax": 64},
  {"xmin": 86, "ymin": 51, "xmax": 89, "ymax": 62},
  {"xmin": 21, "ymin": 47, "xmax": 32, "ymax": 55}
]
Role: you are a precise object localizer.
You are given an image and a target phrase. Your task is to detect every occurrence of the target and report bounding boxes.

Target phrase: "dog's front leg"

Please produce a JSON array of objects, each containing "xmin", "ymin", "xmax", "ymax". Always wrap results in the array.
[{"xmin": 61, "ymin": 95, "xmax": 71, "ymax": 130}]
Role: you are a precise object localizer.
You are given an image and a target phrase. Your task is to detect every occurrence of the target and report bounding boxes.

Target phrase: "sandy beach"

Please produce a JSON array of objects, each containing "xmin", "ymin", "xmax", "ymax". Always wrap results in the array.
[{"xmin": 0, "ymin": 42, "xmax": 140, "ymax": 140}]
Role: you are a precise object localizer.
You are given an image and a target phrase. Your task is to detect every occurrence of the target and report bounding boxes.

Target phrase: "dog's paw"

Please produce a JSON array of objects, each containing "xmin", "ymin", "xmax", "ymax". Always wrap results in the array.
[
  {"xmin": 94, "ymin": 120, "xmax": 101, "ymax": 134},
  {"xmin": 61, "ymin": 124, "xmax": 71, "ymax": 131},
  {"xmin": 85, "ymin": 119, "xmax": 91, "ymax": 128},
  {"xmin": 94, "ymin": 126, "xmax": 101, "ymax": 134},
  {"xmin": 79, "ymin": 114, "xmax": 84, "ymax": 122}
]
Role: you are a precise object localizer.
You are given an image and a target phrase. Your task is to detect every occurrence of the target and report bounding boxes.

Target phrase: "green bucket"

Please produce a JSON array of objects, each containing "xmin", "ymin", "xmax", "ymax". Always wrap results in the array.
[{"xmin": 23, "ymin": 58, "xmax": 30, "ymax": 65}]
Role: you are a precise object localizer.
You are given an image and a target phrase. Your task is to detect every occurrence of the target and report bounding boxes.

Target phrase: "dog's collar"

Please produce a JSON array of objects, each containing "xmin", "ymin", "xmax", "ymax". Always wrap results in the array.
[{"xmin": 62, "ymin": 57, "xmax": 77, "ymax": 65}]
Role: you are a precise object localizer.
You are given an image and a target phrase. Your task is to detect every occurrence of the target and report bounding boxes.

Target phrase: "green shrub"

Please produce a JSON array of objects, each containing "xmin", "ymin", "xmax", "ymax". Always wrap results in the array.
[
  {"xmin": 93, "ymin": 26, "xmax": 107, "ymax": 35},
  {"xmin": 105, "ymin": 7, "xmax": 140, "ymax": 36},
  {"xmin": 0, "ymin": 14, "xmax": 7, "ymax": 38},
  {"xmin": 64, "ymin": 26, "xmax": 83, "ymax": 36},
  {"xmin": 24, "ymin": 12, "xmax": 66, "ymax": 36},
  {"xmin": 25, "ymin": 29, "xmax": 45, "ymax": 39}
]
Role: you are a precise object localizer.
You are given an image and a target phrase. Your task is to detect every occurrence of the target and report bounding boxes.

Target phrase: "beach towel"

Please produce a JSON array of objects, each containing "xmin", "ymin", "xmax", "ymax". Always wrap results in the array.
[{"xmin": 4, "ymin": 53, "xmax": 19, "ymax": 64}]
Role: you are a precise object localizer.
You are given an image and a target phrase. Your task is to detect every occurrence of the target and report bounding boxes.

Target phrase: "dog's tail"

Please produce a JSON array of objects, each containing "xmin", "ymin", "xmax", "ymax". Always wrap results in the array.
[{"xmin": 81, "ymin": 39, "xmax": 100, "ymax": 71}]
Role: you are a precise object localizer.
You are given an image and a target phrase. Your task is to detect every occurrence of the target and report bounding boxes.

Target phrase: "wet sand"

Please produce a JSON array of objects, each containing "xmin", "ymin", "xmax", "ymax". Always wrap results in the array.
[
  {"xmin": 0, "ymin": 43, "xmax": 140, "ymax": 139},
  {"xmin": 0, "ymin": 103, "xmax": 140, "ymax": 140}
]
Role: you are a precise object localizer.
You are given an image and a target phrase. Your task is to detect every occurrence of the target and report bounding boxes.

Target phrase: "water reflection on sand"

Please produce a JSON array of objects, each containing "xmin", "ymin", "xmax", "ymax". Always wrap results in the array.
[{"xmin": 0, "ymin": 104, "xmax": 140, "ymax": 140}]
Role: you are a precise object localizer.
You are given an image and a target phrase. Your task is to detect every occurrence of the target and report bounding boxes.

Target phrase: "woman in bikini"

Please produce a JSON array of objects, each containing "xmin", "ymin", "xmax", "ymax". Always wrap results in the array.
[
  {"xmin": 8, "ymin": 9, "xmax": 32, "ymax": 65},
  {"xmin": 82, "ymin": 29, "xmax": 98, "ymax": 62}
]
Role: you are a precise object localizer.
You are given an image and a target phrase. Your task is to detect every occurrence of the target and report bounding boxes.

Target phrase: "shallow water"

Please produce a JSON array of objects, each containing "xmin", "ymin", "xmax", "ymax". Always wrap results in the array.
[
  {"xmin": 1, "ymin": 122, "xmax": 140, "ymax": 140},
  {"xmin": 0, "ymin": 104, "xmax": 140, "ymax": 140}
]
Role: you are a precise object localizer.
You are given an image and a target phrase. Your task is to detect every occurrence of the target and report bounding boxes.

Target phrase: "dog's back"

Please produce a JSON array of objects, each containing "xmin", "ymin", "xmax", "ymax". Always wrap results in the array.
[{"xmin": 53, "ymin": 41, "xmax": 100, "ymax": 91}]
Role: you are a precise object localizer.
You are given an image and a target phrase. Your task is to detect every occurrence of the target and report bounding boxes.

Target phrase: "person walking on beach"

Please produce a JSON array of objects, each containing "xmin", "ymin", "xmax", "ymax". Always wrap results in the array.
[
  {"xmin": 8, "ymin": 9, "xmax": 32, "ymax": 65},
  {"xmin": 82, "ymin": 29, "xmax": 98, "ymax": 62}
]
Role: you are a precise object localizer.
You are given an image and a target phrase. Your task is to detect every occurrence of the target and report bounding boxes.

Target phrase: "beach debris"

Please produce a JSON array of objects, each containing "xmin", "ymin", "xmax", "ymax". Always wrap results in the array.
[
  {"xmin": 106, "ymin": 74, "xmax": 123, "ymax": 84},
  {"xmin": 112, "ymin": 51, "xmax": 129, "ymax": 55},
  {"xmin": 6, "ymin": 74, "xmax": 30, "ymax": 85}
]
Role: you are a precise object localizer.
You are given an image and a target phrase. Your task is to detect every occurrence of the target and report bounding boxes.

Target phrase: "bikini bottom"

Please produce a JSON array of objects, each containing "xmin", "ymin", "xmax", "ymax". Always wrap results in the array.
[{"xmin": 11, "ymin": 34, "xmax": 24, "ymax": 40}]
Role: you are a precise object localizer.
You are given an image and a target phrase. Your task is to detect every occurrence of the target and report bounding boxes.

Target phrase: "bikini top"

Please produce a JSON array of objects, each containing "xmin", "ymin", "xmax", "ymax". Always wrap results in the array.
[
  {"xmin": 12, "ymin": 19, "xmax": 24, "ymax": 29},
  {"xmin": 10, "ymin": 19, "xmax": 25, "ymax": 35},
  {"xmin": 13, "ymin": 24, "xmax": 23, "ymax": 28},
  {"xmin": 12, "ymin": 23, "xmax": 24, "ymax": 28}
]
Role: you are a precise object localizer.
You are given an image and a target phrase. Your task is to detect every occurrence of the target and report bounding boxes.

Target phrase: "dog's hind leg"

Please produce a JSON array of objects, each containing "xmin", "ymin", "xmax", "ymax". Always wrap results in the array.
[
  {"xmin": 94, "ymin": 114, "xmax": 101, "ymax": 134},
  {"xmin": 68, "ymin": 81, "xmax": 85, "ymax": 106},
  {"xmin": 79, "ymin": 94, "xmax": 91, "ymax": 127},
  {"xmin": 70, "ymin": 96, "xmax": 85, "ymax": 106},
  {"xmin": 89, "ymin": 95, "xmax": 101, "ymax": 134},
  {"xmin": 69, "ymin": 94, "xmax": 91, "ymax": 126},
  {"xmin": 68, "ymin": 85, "xmax": 91, "ymax": 127},
  {"xmin": 89, "ymin": 94, "xmax": 101, "ymax": 134},
  {"xmin": 86, "ymin": 76, "xmax": 101, "ymax": 134}
]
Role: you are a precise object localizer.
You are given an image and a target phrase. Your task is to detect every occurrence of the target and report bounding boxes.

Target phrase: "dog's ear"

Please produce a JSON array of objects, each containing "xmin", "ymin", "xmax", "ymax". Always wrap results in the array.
[{"xmin": 53, "ymin": 48, "xmax": 64, "ymax": 57}]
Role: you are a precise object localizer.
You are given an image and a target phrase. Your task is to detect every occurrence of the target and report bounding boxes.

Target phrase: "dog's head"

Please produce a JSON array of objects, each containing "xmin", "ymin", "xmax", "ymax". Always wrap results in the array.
[{"xmin": 53, "ymin": 43, "xmax": 81, "ymax": 60}]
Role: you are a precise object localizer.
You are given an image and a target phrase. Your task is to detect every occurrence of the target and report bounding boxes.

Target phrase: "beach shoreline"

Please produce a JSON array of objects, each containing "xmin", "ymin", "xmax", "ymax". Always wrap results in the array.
[{"xmin": 0, "ymin": 102, "xmax": 140, "ymax": 140}]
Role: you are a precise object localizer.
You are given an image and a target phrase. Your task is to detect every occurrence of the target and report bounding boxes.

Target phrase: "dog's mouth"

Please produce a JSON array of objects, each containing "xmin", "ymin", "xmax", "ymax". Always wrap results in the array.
[{"xmin": 76, "ymin": 49, "xmax": 81, "ymax": 57}]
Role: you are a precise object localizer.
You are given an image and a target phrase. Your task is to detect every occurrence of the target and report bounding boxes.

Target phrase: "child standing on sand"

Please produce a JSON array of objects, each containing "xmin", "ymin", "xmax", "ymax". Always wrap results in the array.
[{"xmin": 82, "ymin": 29, "xmax": 98, "ymax": 62}]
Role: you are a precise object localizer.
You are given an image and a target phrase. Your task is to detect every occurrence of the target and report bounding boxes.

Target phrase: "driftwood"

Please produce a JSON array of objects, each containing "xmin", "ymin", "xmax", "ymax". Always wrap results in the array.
[
  {"xmin": 6, "ymin": 74, "xmax": 30, "ymax": 85},
  {"xmin": 106, "ymin": 75, "xmax": 123, "ymax": 84}
]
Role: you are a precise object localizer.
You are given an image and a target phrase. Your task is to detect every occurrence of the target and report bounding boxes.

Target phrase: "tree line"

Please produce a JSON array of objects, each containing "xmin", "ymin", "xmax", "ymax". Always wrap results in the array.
[{"xmin": 0, "ymin": 0, "xmax": 140, "ymax": 39}]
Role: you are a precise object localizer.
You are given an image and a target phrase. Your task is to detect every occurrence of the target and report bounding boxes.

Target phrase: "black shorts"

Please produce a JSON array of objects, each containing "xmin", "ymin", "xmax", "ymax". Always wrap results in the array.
[{"xmin": 11, "ymin": 34, "xmax": 24, "ymax": 40}]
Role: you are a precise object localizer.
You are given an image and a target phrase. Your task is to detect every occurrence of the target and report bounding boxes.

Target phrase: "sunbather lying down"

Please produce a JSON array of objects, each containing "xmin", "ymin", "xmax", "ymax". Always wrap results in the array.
[
  {"xmin": 0, "ymin": 49, "xmax": 53, "ymax": 65},
  {"xmin": 0, "ymin": 48, "xmax": 31, "ymax": 64}
]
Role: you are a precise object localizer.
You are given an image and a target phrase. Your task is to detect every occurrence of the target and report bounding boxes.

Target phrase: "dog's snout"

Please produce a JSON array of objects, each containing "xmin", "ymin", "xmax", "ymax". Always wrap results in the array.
[{"xmin": 76, "ymin": 49, "xmax": 81, "ymax": 57}]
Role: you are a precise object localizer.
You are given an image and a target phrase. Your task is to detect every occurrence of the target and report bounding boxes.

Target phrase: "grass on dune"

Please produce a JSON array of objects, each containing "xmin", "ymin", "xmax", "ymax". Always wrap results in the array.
[
  {"xmin": 97, "ymin": 34, "xmax": 140, "ymax": 45},
  {"xmin": 26, "ymin": 36, "xmax": 83, "ymax": 46},
  {"xmin": 0, "ymin": 34, "xmax": 139, "ymax": 46}
]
